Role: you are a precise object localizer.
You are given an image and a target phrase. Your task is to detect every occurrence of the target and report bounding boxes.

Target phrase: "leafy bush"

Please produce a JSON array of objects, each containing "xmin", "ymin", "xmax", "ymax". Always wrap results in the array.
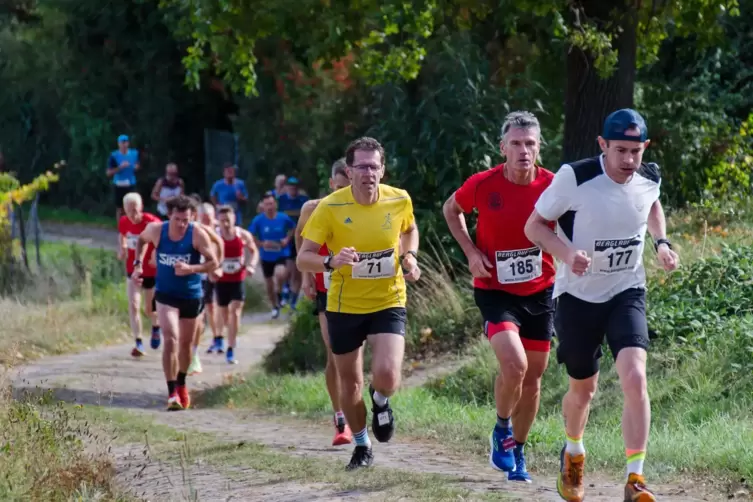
[{"xmin": 263, "ymin": 252, "xmax": 481, "ymax": 374}]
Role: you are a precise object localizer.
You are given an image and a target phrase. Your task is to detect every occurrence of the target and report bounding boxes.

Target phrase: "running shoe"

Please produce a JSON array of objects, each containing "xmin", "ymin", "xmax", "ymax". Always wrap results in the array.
[
  {"xmin": 206, "ymin": 338, "xmax": 217, "ymax": 354},
  {"xmin": 332, "ymin": 416, "xmax": 353, "ymax": 446},
  {"xmin": 624, "ymin": 473, "xmax": 657, "ymax": 501},
  {"xmin": 369, "ymin": 384, "xmax": 395, "ymax": 443},
  {"xmin": 176, "ymin": 385, "xmax": 190, "ymax": 410},
  {"xmin": 167, "ymin": 392, "xmax": 183, "ymax": 411},
  {"xmin": 508, "ymin": 443, "xmax": 532, "ymax": 482},
  {"xmin": 131, "ymin": 341, "xmax": 145, "ymax": 358},
  {"xmin": 271, "ymin": 307, "xmax": 281, "ymax": 319},
  {"xmin": 557, "ymin": 445, "xmax": 585, "ymax": 502},
  {"xmin": 188, "ymin": 353, "xmax": 202, "ymax": 375},
  {"xmin": 489, "ymin": 425, "xmax": 516, "ymax": 472},
  {"xmin": 150, "ymin": 329, "xmax": 161, "ymax": 350},
  {"xmin": 226, "ymin": 347, "xmax": 238, "ymax": 365},
  {"xmin": 345, "ymin": 445, "xmax": 373, "ymax": 470}
]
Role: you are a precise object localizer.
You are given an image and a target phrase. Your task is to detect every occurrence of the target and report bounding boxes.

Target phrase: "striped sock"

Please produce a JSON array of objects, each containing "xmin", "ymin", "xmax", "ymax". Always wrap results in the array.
[
  {"xmin": 353, "ymin": 427, "xmax": 372, "ymax": 447},
  {"xmin": 565, "ymin": 434, "xmax": 585, "ymax": 455},
  {"xmin": 626, "ymin": 449, "xmax": 646, "ymax": 476}
]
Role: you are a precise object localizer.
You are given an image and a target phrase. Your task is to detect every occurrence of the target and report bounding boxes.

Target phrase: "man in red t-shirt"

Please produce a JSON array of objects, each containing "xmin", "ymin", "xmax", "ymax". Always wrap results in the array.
[
  {"xmin": 443, "ymin": 111, "xmax": 555, "ymax": 483},
  {"xmin": 295, "ymin": 158, "xmax": 353, "ymax": 447},
  {"xmin": 118, "ymin": 192, "xmax": 162, "ymax": 357}
]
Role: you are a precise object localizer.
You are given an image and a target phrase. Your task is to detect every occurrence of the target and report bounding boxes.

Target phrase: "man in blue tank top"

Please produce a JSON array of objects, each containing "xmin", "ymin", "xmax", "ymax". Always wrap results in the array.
[
  {"xmin": 107, "ymin": 134, "xmax": 141, "ymax": 222},
  {"xmin": 132, "ymin": 194, "xmax": 219, "ymax": 411}
]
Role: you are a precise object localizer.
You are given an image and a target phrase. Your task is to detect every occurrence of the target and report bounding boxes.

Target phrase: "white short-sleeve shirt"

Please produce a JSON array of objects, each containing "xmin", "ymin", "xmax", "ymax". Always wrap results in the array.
[{"xmin": 534, "ymin": 154, "xmax": 661, "ymax": 303}]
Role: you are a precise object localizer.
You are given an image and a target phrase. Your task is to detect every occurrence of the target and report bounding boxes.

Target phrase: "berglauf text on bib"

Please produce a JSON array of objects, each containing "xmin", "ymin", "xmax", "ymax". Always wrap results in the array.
[
  {"xmin": 495, "ymin": 247, "xmax": 543, "ymax": 284},
  {"xmin": 352, "ymin": 249, "xmax": 396, "ymax": 279},
  {"xmin": 591, "ymin": 236, "xmax": 642, "ymax": 274}
]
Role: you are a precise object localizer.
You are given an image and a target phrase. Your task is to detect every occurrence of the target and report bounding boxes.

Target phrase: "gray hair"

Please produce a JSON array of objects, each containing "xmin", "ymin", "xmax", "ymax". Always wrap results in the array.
[{"xmin": 500, "ymin": 111, "xmax": 541, "ymax": 141}]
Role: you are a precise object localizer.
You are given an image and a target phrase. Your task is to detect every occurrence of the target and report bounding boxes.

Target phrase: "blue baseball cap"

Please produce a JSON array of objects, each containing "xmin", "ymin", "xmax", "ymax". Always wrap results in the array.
[
  {"xmin": 286, "ymin": 176, "xmax": 299, "ymax": 185},
  {"xmin": 117, "ymin": 134, "xmax": 129, "ymax": 142},
  {"xmin": 601, "ymin": 109, "xmax": 648, "ymax": 142}
]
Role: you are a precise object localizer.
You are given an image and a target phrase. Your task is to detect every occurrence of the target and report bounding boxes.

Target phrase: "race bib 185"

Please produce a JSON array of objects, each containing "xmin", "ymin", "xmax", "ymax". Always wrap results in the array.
[
  {"xmin": 351, "ymin": 249, "xmax": 396, "ymax": 279},
  {"xmin": 126, "ymin": 234, "xmax": 139, "ymax": 250},
  {"xmin": 222, "ymin": 258, "xmax": 243, "ymax": 274},
  {"xmin": 591, "ymin": 236, "xmax": 642, "ymax": 274},
  {"xmin": 495, "ymin": 247, "xmax": 543, "ymax": 284}
]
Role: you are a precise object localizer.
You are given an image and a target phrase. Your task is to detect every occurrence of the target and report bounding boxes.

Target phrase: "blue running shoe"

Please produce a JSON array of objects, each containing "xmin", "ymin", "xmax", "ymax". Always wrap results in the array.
[
  {"xmin": 489, "ymin": 426, "xmax": 516, "ymax": 472},
  {"xmin": 508, "ymin": 443, "xmax": 532, "ymax": 482},
  {"xmin": 131, "ymin": 340, "xmax": 145, "ymax": 358},
  {"xmin": 150, "ymin": 328, "xmax": 161, "ymax": 350},
  {"xmin": 206, "ymin": 338, "xmax": 217, "ymax": 354},
  {"xmin": 226, "ymin": 347, "xmax": 238, "ymax": 365}
]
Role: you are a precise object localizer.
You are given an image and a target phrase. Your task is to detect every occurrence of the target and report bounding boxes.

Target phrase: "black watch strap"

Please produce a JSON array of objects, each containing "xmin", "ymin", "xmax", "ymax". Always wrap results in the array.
[
  {"xmin": 323, "ymin": 255, "xmax": 333, "ymax": 270},
  {"xmin": 654, "ymin": 238, "xmax": 672, "ymax": 251},
  {"xmin": 133, "ymin": 259, "xmax": 142, "ymax": 266},
  {"xmin": 400, "ymin": 250, "xmax": 418, "ymax": 261}
]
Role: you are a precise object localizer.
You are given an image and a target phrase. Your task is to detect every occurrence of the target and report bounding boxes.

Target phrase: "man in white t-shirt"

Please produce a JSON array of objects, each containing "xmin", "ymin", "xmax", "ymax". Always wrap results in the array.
[{"xmin": 524, "ymin": 109, "xmax": 679, "ymax": 502}]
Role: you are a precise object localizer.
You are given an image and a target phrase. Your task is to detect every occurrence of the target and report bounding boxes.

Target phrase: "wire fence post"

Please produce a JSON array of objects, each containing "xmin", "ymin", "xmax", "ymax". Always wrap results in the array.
[{"xmin": 31, "ymin": 193, "xmax": 41, "ymax": 268}]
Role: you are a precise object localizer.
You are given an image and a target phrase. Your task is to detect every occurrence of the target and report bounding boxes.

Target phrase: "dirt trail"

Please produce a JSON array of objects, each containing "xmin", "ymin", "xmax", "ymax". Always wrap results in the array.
[{"xmin": 10, "ymin": 313, "xmax": 724, "ymax": 502}]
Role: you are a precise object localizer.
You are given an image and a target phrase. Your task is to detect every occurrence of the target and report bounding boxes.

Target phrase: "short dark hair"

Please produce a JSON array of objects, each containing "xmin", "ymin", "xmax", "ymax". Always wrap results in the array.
[
  {"xmin": 217, "ymin": 205, "xmax": 234, "ymax": 216},
  {"xmin": 166, "ymin": 194, "xmax": 197, "ymax": 214},
  {"xmin": 262, "ymin": 191, "xmax": 276, "ymax": 201},
  {"xmin": 188, "ymin": 193, "xmax": 202, "ymax": 205},
  {"xmin": 331, "ymin": 158, "xmax": 347, "ymax": 179},
  {"xmin": 345, "ymin": 137, "xmax": 385, "ymax": 167}
]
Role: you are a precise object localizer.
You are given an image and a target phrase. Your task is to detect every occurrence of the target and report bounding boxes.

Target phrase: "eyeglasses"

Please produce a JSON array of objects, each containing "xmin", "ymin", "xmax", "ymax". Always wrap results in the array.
[{"xmin": 350, "ymin": 164, "xmax": 382, "ymax": 172}]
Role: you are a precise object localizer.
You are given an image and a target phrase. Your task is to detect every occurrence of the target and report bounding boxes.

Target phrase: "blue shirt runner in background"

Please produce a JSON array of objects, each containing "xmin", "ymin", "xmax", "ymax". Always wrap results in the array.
[
  {"xmin": 248, "ymin": 212, "xmax": 295, "ymax": 263},
  {"xmin": 108, "ymin": 149, "xmax": 139, "ymax": 187},
  {"xmin": 211, "ymin": 178, "xmax": 249, "ymax": 225}
]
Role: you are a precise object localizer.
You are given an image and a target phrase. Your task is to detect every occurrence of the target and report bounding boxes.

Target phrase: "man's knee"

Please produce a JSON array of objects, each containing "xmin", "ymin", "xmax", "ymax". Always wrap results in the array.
[
  {"xmin": 619, "ymin": 363, "xmax": 648, "ymax": 401},
  {"xmin": 568, "ymin": 377, "xmax": 599, "ymax": 407}
]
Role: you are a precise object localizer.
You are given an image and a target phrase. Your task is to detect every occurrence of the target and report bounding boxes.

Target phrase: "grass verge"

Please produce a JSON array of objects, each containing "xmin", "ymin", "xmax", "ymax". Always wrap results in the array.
[{"xmin": 37, "ymin": 204, "xmax": 116, "ymax": 228}]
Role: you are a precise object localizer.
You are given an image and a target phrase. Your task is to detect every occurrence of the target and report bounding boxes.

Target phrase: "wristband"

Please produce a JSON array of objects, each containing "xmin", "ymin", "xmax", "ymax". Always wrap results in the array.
[
  {"xmin": 400, "ymin": 250, "xmax": 418, "ymax": 261},
  {"xmin": 654, "ymin": 238, "xmax": 672, "ymax": 252}
]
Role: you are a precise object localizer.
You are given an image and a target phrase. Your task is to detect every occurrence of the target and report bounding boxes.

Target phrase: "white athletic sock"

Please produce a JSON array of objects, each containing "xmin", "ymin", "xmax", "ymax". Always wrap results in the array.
[
  {"xmin": 372, "ymin": 390, "xmax": 388, "ymax": 407},
  {"xmin": 626, "ymin": 450, "xmax": 646, "ymax": 477},
  {"xmin": 353, "ymin": 427, "xmax": 371, "ymax": 447},
  {"xmin": 565, "ymin": 434, "xmax": 585, "ymax": 455}
]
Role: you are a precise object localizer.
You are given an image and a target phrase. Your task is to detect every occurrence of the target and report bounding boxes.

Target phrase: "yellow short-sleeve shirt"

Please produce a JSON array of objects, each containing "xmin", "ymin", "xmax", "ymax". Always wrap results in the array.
[{"xmin": 301, "ymin": 184, "xmax": 416, "ymax": 314}]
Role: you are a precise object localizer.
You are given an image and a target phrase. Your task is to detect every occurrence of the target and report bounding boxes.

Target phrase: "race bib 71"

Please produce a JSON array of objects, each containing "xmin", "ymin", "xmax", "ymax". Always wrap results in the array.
[{"xmin": 351, "ymin": 249, "xmax": 396, "ymax": 279}]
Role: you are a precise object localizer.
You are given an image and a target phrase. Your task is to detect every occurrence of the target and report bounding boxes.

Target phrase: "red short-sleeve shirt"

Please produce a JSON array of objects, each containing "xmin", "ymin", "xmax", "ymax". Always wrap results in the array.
[
  {"xmin": 118, "ymin": 213, "xmax": 161, "ymax": 277},
  {"xmin": 454, "ymin": 164, "xmax": 555, "ymax": 296}
]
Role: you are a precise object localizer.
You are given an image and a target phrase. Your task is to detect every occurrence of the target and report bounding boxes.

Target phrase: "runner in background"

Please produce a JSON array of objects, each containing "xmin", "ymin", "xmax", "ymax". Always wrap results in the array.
[
  {"xmin": 133, "ymin": 195, "xmax": 219, "ymax": 411},
  {"xmin": 118, "ymin": 192, "xmax": 161, "ymax": 356},
  {"xmin": 151, "ymin": 163, "xmax": 184, "ymax": 220},
  {"xmin": 249, "ymin": 192, "xmax": 295, "ymax": 319},
  {"xmin": 277, "ymin": 177, "xmax": 309, "ymax": 310},
  {"xmin": 195, "ymin": 202, "xmax": 225, "ymax": 371},
  {"xmin": 296, "ymin": 158, "xmax": 353, "ymax": 446},
  {"xmin": 215, "ymin": 205, "xmax": 258, "ymax": 364},
  {"xmin": 210, "ymin": 163, "xmax": 248, "ymax": 225},
  {"xmin": 107, "ymin": 134, "xmax": 140, "ymax": 222}
]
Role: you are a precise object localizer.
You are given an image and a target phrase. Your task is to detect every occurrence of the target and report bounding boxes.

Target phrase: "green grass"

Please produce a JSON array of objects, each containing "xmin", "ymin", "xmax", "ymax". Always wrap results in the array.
[
  {"xmin": 71, "ymin": 405, "xmax": 507, "ymax": 501},
  {"xmin": 37, "ymin": 204, "xmax": 116, "ymax": 228}
]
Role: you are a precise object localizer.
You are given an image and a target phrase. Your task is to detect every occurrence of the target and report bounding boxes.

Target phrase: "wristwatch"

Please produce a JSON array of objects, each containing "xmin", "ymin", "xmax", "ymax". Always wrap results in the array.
[
  {"xmin": 323, "ymin": 255, "xmax": 333, "ymax": 271},
  {"xmin": 400, "ymin": 250, "xmax": 418, "ymax": 261},
  {"xmin": 654, "ymin": 238, "xmax": 673, "ymax": 252},
  {"xmin": 133, "ymin": 259, "xmax": 142, "ymax": 267}
]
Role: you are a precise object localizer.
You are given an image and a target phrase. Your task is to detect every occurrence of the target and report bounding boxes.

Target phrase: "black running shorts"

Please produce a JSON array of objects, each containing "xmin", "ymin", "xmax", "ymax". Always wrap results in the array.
[
  {"xmin": 155, "ymin": 291, "xmax": 204, "ymax": 319},
  {"xmin": 114, "ymin": 185, "xmax": 135, "ymax": 209},
  {"xmin": 555, "ymin": 287, "xmax": 649, "ymax": 380},
  {"xmin": 202, "ymin": 278, "xmax": 215, "ymax": 304},
  {"xmin": 314, "ymin": 291, "xmax": 327, "ymax": 315},
  {"xmin": 215, "ymin": 281, "xmax": 245, "ymax": 307},
  {"xmin": 474, "ymin": 286, "xmax": 554, "ymax": 351},
  {"xmin": 325, "ymin": 307, "xmax": 407, "ymax": 355},
  {"xmin": 261, "ymin": 259, "xmax": 287, "ymax": 279}
]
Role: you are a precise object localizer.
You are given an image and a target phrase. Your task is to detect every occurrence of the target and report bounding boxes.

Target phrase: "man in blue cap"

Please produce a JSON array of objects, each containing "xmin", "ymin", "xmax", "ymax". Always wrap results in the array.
[
  {"xmin": 525, "ymin": 109, "xmax": 679, "ymax": 502},
  {"xmin": 107, "ymin": 134, "xmax": 141, "ymax": 221},
  {"xmin": 277, "ymin": 176, "xmax": 309, "ymax": 310}
]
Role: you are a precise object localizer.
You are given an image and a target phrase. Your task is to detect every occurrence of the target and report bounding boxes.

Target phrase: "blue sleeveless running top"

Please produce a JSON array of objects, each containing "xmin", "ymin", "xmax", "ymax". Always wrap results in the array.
[{"xmin": 155, "ymin": 223, "xmax": 203, "ymax": 299}]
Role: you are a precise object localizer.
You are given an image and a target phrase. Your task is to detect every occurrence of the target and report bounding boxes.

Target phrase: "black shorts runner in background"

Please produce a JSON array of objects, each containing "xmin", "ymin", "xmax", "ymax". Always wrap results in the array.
[
  {"xmin": 202, "ymin": 279, "xmax": 215, "ymax": 304},
  {"xmin": 114, "ymin": 185, "xmax": 135, "ymax": 209},
  {"xmin": 215, "ymin": 281, "xmax": 245, "ymax": 307},
  {"xmin": 155, "ymin": 291, "xmax": 204, "ymax": 319},
  {"xmin": 314, "ymin": 291, "xmax": 327, "ymax": 315},
  {"xmin": 261, "ymin": 259, "xmax": 287, "ymax": 278},
  {"xmin": 326, "ymin": 307, "xmax": 406, "ymax": 355},
  {"xmin": 554, "ymin": 287, "xmax": 649, "ymax": 380},
  {"xmin": 474, "ymin": 286, "xmax": 554, "ymax": 346}
]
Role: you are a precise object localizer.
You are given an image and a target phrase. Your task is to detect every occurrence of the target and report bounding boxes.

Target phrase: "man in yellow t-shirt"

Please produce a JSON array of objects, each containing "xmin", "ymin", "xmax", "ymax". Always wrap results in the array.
[{"xmin": 298, "ymin": 136, "xmax": 421, "ymax": 471}]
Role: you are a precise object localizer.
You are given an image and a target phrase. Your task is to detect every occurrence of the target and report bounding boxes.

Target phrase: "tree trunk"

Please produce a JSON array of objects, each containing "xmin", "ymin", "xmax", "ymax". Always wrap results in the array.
[{"xmin": 562, "ymin": 0, "xmax": 638, "ymax": 163}]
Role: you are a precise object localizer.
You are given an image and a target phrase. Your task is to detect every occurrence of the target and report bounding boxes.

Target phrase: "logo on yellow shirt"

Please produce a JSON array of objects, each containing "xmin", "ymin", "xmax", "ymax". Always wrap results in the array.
[{"xmin": 382, "ymin": 213, "xmax": 392, "ymax": 230}]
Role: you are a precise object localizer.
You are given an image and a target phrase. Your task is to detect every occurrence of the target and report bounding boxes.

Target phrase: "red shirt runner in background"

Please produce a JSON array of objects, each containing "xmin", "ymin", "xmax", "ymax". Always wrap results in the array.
[
  {"xmin": 219, "ymin": 229, "xmax": 246, "ymax": 283},
  {"xmin": 118, "ymin": 213, "xmax": 161, "ymax": 277},
  {"xmin": 315, "ymin": 243, "xmax": 331, "ymax": 293},
  {"xmin": 454, "ymin": 163, "xmax": 556, "ymax": 296}
]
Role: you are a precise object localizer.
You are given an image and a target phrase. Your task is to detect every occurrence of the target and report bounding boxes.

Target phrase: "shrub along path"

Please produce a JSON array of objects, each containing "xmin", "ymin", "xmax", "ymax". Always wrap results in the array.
[{"xmin": 10, "ymin": 312, "xmax": 725, "ymax": 502}]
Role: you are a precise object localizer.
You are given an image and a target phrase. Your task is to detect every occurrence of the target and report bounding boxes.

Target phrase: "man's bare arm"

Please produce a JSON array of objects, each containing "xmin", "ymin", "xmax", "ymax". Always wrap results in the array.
[
  {"xmin": 200, "ymin": 223, "xmax": 224, "ymax": 263},
  {"xmin": 135, "ymin": 223, "xmax": 162, "ymax": 264},
  {"xmin": 150, "ymin": 179, "xmax": 163, "ymax": 202},
  {"xmin": 240, "ymin": 228, "xmax": 259, "ymax": 268},
  {"xmin": 295, "ymin": 199, "xmax": 320, "ymax": 252},
  {"xmin": 442, "ymin": 194, "xmax": 476, "ymax": 256},
  {"xmin": 297, "ymin": 239, "xmax": 327, "ymax": 273},
  {"xmin": 647, "ymin": 200, "xmax": 668, "ymax": 243},
  {"xmin": 399, "ymin": 223, "xmax": 419, "ymax": 257},
  {"xmin": 524, "ymin": 210, "xmax": 572, "ymax": 263},
  {"xmin": 191, "ymin": 227, "xmax": 220, "ymax": 273}
]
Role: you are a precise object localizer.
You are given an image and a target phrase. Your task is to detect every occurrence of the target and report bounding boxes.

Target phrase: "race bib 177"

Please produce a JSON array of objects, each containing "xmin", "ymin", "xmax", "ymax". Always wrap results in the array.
[
  {"xmin": 591, "ymin": 236, "xmax": 642, "ymax": 274},
  {"xmin": 495, "ymin": 247, "xmax": 543, "ymax": 284},
  {"xmin": 351, "ymin": 249, "xmax": 396, "ymax": 279}
]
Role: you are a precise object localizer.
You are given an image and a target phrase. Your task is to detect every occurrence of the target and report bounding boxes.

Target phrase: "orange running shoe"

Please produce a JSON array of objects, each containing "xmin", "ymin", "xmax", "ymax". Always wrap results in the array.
[
  {"xmin": 166, "ymin": 392, "xmax": 183, "ymax": 411},
  {"xmin": 624, "ymin": 473, "xmax": 657, "ymax": 501},
  {"xmin": 177, "ymin": 385, "xmax": 191, "ymax": 410},
  {"xmin": 557, "ymin": 446, "xmax": 585, "ymax": 501},
  {"xmin": 332, "ymin": 417, "xmax": 353, "ymax": 446}
]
